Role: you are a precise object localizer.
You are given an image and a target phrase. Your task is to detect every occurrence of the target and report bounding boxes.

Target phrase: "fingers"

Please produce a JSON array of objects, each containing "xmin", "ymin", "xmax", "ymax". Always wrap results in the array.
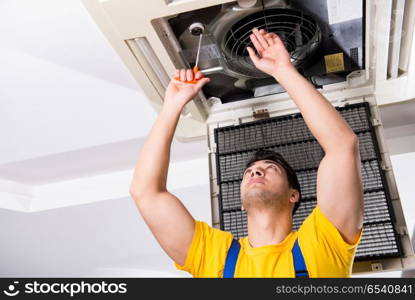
[
  {"xmin": 250, "ymin": 28, "xmax": 276, "ymax": 53},
  {"xmin": 268, "ymin": 32, "xmax": 278, "ymax": 40},
  {"xmin": 246, "ymin": 46, "xmax": 259, "ymax": 64},
  {"xmin": 186, "ymin": 69, "xmax": 193, "ymax": 82},
  {"xmin": 251, "ymin": 28, "xmax": 283, "ymax": 48},
  {"xmin": 180, "ymin": 69, "xmax": 186, "ymax": 81},
  {"xmin": 266, "ymin": 32, "xmax": 286, "ymax": 50},
  {"xmin": 253, "ymin": 28, "xmax": 269, "ymax": 49},
  {"xmin": 265, "ymin": 32, "xmax": 277, "ymax": 45},
  {"xmin": 195, "ymin": 77, "xmax": 210, "ymax": 89},
  {"xmin": 250, "ymin": 32, "xmax": 264, "ymax": 53},
  {"xmin": 195, "ymin": 71, "xmax": 203, "ymax": 80},
  {"xmin": 172, "ymin": 69, "xmax": 208, "ymax": 85},
  {"xmin": 175, "ymin": 69, "xmax": 198, "ymax": 82}
]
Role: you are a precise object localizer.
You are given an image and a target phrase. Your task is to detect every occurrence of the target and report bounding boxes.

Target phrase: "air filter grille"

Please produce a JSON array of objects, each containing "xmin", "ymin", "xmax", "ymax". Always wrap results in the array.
[{"xmin": 213, "ymin": 102, "xmax": 402, "ymax": 260}]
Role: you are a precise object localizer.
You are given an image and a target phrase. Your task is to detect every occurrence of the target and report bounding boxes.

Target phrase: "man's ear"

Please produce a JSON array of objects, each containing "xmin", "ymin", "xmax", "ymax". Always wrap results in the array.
[{"xmin": 289, "ymin": 189, "xmax": 299, "ymax": 204}]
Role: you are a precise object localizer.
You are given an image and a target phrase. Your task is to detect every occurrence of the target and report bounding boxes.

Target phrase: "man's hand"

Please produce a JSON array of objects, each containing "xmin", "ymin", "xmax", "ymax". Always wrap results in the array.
[
  {"xmin": 164, "ymin": 69, "xmax": 210, "ymax": 111},
  {"xmin": 247, "ymin": 28, "xmax": 294, "ymax": 78}
]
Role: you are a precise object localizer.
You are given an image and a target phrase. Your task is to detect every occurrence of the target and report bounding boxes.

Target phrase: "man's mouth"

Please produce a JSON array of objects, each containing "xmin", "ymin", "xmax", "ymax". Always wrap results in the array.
[{"xmin": 249, "ymin": 178, "xmax": 265, "ymax": 185}]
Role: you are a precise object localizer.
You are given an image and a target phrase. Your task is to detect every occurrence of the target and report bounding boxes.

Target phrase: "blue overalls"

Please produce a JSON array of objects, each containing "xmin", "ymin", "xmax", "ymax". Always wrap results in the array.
[{"xmin": 223, "ymin": 237, "xmax": 309, "ymax": 278}]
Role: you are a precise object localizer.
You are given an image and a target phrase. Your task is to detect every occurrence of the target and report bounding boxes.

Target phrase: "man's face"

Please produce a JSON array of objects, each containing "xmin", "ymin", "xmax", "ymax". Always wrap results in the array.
[{"xmin": 240, "ymin": 159, "xmax": 291, "ymax": 211}]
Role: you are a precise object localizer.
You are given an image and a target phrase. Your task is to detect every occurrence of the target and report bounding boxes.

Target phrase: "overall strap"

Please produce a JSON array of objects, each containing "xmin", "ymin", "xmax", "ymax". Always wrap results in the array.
[
  {"xmin": 292, "ymin": 238, "xmax": 309, "ymax": 277},
  {"xmin": 223, "ymin": 238, "xmax": 240, "ymax": 278}
]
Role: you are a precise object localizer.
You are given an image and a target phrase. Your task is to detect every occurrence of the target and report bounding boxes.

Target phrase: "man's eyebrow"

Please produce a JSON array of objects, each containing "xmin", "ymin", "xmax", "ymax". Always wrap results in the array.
[
  {"xmin": 262, "ymin": 160, "xmax": 281, "ymax": 167},
  {"xmin": 245, "ymin": 160, "xmax": 279, "ymax": 170}
]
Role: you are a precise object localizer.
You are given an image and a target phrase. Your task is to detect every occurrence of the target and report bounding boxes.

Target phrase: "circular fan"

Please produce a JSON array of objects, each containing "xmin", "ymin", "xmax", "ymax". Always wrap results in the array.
[{"xmin": 221, "ymin": 8, "xmax": 321, "ymax": 78}]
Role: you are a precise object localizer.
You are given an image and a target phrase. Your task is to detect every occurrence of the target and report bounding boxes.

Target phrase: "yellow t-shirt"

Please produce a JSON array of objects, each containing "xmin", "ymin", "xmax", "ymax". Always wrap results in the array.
[{"xmin": 175, "ymin": 205, "xmax": 362, "ymax": 278}]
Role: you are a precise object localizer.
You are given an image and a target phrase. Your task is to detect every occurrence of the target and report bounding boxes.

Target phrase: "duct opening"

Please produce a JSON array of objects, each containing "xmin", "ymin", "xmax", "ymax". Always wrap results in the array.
[{"xmin": 223, "ymin": 8, "xmax": 321, "ymax": 78}]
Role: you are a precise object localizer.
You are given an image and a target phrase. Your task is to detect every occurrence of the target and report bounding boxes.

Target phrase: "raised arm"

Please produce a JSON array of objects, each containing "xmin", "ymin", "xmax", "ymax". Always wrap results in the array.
[
  {"xmin": 129, "ymin": 70, "xmax": 209, "ymax": 265},
  {"xmin": 247, "ymin": 28, "xmax": 363, "ymax": 244}
]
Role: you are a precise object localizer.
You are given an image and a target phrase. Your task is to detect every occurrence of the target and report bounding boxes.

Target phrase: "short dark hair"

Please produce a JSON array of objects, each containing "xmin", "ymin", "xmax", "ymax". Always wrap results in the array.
[{"xmin": 244, "ymin": 149, "xmax": 301, "ymax": 215}]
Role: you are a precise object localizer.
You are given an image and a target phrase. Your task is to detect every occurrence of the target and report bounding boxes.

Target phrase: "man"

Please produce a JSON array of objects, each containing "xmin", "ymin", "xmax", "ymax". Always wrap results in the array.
[{"xmin": 129, "ymin": 28, "xmax": 364, "ymax": 277}]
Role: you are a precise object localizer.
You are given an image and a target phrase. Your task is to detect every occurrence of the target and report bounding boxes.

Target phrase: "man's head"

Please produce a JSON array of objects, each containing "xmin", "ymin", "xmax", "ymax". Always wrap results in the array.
[{"xmin": 240, "ymin": 149, "xmax": 301, "ymax": 215}]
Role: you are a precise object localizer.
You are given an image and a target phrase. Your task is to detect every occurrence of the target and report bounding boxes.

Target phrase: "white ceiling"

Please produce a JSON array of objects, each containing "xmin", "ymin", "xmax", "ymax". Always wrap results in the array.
[
  {"xmin": 0, "ymin": 0, "xmax": 207, "ymax": 184},
  {"xmin": 0, "ymin": 0, "xmax": 153, "ymax": 160},
  {"xmin": 1, "ymin": 0, "xmax": 139, "ymax": 90}
]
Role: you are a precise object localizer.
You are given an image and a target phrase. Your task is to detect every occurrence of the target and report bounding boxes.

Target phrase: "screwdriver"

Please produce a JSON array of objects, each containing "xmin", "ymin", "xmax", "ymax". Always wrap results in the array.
[{"xmin": 175, "ymin": 22, "xmax": 205, "ymax": 84}]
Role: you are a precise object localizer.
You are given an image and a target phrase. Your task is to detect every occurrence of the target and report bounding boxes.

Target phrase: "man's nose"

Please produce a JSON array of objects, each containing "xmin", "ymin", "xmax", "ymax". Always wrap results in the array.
[{"xmin": 250, "ymin": 168, "xmax": 264, "ymax": 177}]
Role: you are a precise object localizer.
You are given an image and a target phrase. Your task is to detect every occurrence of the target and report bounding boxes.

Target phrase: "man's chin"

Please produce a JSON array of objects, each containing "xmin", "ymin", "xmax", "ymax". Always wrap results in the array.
[
  {"xmin": 247, "ymin": 184, "xmax": 266, "ymax": 191},
  {"xmin": 242, "ymin": 188, "xmax": 268, "ymax": 200},
  {"xmin": 241, "ymin": 188, "xmax": 282, "ymax": 209}
]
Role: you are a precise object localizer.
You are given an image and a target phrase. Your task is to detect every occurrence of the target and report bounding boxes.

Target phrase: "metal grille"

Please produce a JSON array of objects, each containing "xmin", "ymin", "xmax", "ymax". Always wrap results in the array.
[
  {"xmin": 350, "ymin": 47, "xmax": 359, "ymax": 66},
  {"xmin": 222, "ymin": 8, "xmax": 321, "ymax": 78},
  {"xmin": 213, "ymin": 102, "xmax": 402, "ymax": 260}
]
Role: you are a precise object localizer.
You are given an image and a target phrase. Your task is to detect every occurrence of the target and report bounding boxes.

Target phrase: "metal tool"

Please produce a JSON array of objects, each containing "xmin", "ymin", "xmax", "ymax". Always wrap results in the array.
[
  {"xmin": 193, "ymin": 32, "xmax": 203, "ymax": 72},
  {"xmin": 175, "ymin": 22, "xmax": 205, "ymax": 84}
]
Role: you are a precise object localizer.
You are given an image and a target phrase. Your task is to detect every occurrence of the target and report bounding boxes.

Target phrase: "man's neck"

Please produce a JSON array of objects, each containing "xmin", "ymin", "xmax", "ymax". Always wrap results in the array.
[{"xmin": 246, "ymin": 208, "xmax": 292, "ymax": 248}]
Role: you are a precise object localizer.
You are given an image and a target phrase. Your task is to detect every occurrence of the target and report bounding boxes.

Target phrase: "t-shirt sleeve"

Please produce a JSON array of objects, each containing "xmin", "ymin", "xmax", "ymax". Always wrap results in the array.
[
  {"xmin": 174, "ymin": 220, "xmax": 233, "ymax": 277},
  {"xmin": 297, "ymin": 204, "xmax": 363, "ymax": 277}
]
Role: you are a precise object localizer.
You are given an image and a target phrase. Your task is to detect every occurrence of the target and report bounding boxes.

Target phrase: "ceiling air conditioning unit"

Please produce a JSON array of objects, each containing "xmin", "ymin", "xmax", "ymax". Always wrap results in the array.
[{"xmin": 83, "ymin": 0, "xmax": 415, "ymax": 275}]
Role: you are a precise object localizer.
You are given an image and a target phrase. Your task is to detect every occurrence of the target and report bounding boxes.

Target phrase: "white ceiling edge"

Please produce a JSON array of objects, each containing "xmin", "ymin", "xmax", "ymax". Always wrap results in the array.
[
  {"xmin": 0, "ymin": 157, "xmax": 209, "ymax": 212},
  {"xmin": 0, "ymin": 46, "xmax": 157, "ymax": 165},
  {"xmin": 0, "ymin": 136, "xmax": 207, "ymax": 186},
  {"xmin": 0, "ymin": 179, "xmax": 32, "ymax": 212}
]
